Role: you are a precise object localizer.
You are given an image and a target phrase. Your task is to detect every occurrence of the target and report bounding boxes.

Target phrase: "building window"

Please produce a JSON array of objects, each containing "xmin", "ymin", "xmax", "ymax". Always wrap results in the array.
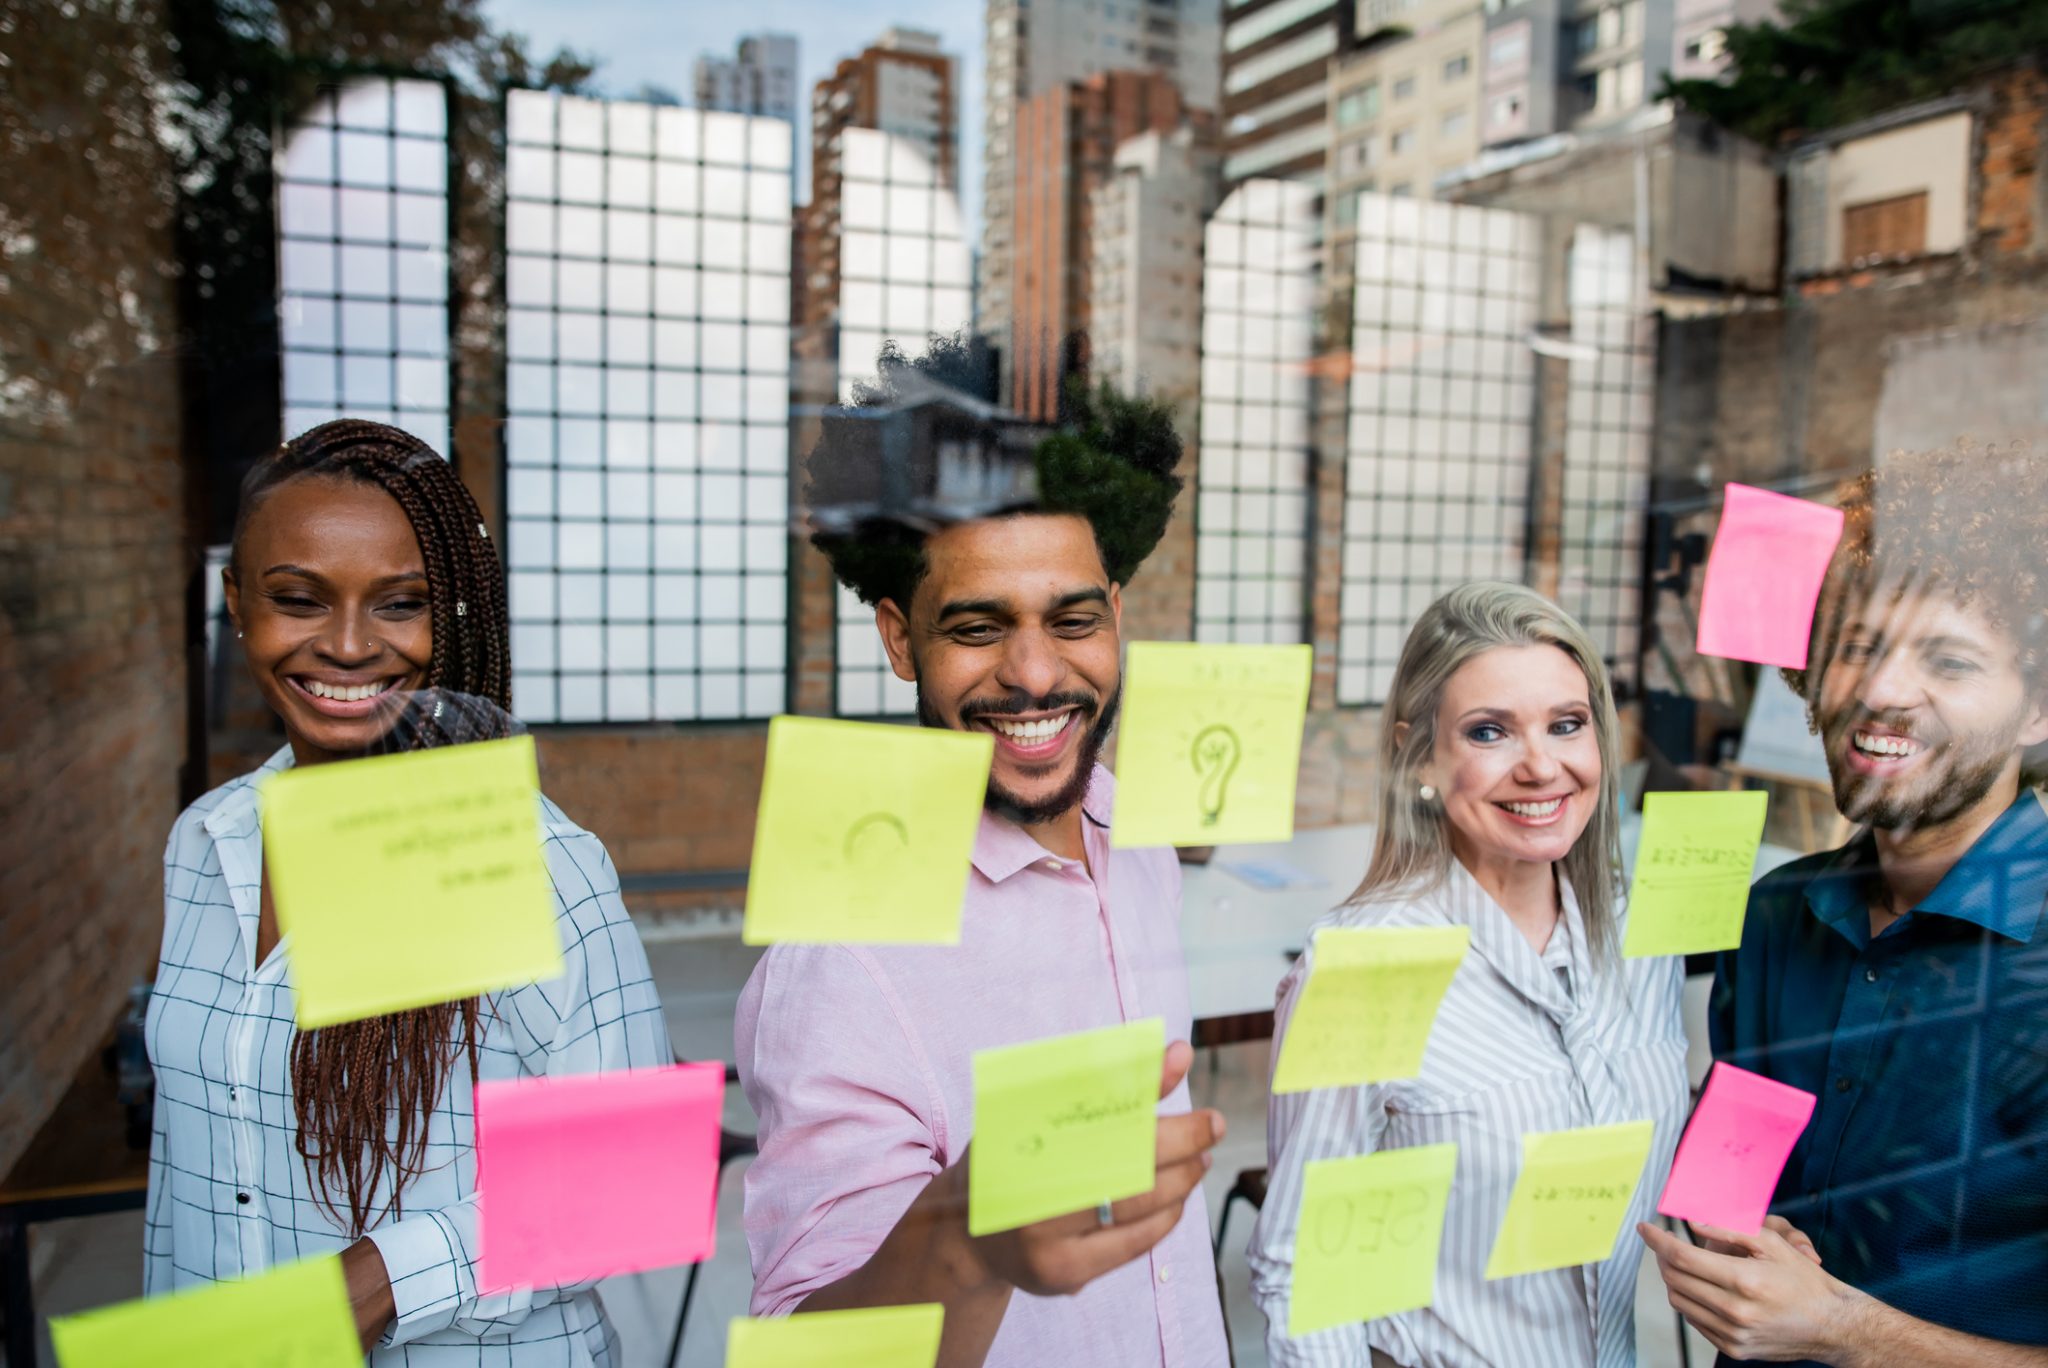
[
  {"xmin": 1569, "ymin": 16, "xmax": 1599, "ymax": 55},
  {"xmin": 1443, "ymin": 53, "xmax": 1471, "ymax": 80},
  {"xmin": 1620, "ymin": 0, "xmax": 1642, "ymax": 41},
  {"xmin": 1683, "ymin": 27, "xmax": 1727, "ymax": 63},
  {"xmin": 1394, "ymin": 73, "xmax": 1417, "ymax": 101},
  {"xmin": 1336, "ymin": 82, "xmax": 1382, "ymax": 126},
  {"xmin": 1616, "ymin": 58, "xmax": 1642, "ymax": 106},
  {"xmin": 1390, "ymin": 125, "xmax": 1416, "ymax": 156},
  {"xmin": 1387, "ymin": 181, "xmax": 1414, "ymax": 196},
  {"xmin": 1842, "ymin": 191, "xmax": 1930, "ymax": 261},
  {"xmin": 1488, "ymin": 92, "xmax": 1524, "ymax": 127},
  {"xmin": 1489, "ymin": 28, "xmax": 1528, "ymax": 66},
  {"xmin": 1334, "ymin": 193, "xmax": 1359, "ymax": 228},
  {"xmin": 1336, "ymin": 133, "xmax": 1377, "ymax": 177},
  {"xmin": 1597, "ymin": 5, "xmax": 1621, "ymax": 47},
  {"xmin": 1440, "ymin": 108, "xmax": 1469, "ymax": 138},
  {"xmin": 502, "ymin": 90, "xmax": 795, "ymax": 723}
]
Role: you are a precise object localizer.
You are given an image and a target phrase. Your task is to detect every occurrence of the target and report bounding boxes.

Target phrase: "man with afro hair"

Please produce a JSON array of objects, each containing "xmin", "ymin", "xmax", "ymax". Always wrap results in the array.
[
  {"xmin": 734, "ymin": 336, "xmax": 1231, "ymax": 1368},
  {"xmin": 1643, "ymin": 444, "xmax": 2048, "ymax": 1365}
]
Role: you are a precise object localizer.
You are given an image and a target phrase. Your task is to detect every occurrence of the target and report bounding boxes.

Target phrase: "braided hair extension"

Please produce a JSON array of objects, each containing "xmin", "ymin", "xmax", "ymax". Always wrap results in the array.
[{"xmin": 231, "ymin": 418, "xmax": 511, "ymax": 1237}]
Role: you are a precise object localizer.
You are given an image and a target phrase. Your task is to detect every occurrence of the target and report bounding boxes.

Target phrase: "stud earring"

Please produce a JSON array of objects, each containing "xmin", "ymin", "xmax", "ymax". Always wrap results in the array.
[
  {"xmin": 235, "ymin": 630, "xmax": 243, "ymax": 640},
  {"xmin": 1419, "ymin": 784, "xmax": 1437, "ymax": 801}
]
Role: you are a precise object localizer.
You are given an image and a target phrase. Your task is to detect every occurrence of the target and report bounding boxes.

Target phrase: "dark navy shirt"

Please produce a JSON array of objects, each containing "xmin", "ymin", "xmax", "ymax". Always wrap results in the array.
[{"xmin": 1709, "ymin": 791, "xmax": 2048, "ymax": 1363}]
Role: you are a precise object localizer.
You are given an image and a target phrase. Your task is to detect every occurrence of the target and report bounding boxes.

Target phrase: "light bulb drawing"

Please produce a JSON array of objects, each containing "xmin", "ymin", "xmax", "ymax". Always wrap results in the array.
[{"xmin": 1191, "ymin": 724, "xmax": 1243, "ymax": 827}]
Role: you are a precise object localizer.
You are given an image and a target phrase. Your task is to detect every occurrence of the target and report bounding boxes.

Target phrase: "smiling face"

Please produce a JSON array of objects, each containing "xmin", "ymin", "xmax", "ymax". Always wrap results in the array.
[
  {"xmin": 1815, "ymin": 585, "xmax": 2048, "ymax": 832},
  {"xmin": 223, "ymin": 475, "xmax": 433, "ymax": 765},
  {"xmin": 876, "ymin": 513, "xmax": 1123, "ymax": 825},
  {"xmin": 1418, "ymin": 643, "xmax": 1603, "ymax": 877}
]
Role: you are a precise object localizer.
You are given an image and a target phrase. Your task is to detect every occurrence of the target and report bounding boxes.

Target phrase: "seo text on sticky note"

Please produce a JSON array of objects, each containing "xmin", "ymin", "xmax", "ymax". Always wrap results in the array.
[
  {"xmin": 726, "ymin": 1303, "xmax": 944, "ymax": 1367},
  {"xmin": 970, "ymin": 1018, "xmax": 1165, "ymax": 1235},
  {"xmin": 1273, "ymin": 926, "xmax": 1470, "ymax": 1094},
  {"xmin": 1112, "ymin": 642, "xmax": 1314, "ymax": 848},
  {"xmin": 478, "ymin": 1061, "xmax": 724, "ymax": 1291},
  {"xmin": 1695, "ymin": 482, "xmax": 1845, "ymax": 670},
  {"xmin": 260, "ymin": 734, "xmax": 563, "ymax": 1029},
  {"xmin": 1290, "ymin": 1142, "xmax": 1459, "ymax": 1337},
  {"xmin": 1485, "ymin": 1120, "xmax": 1655, "ymax": 1280},
  {"xmin": 1622, "ymin": 790, "xmax": 1770, "ymax": 958},
  {"xmin": 744, "ymin": 715, "xmax": 992, "ymax": 945},
  {"xmin": 50, "ymin": 1255, "xmax": 359, "ymax": 1368},
  {"xmin": 1658, "ymin": 1062, "xmax": 1815, "ymax": 1235}
]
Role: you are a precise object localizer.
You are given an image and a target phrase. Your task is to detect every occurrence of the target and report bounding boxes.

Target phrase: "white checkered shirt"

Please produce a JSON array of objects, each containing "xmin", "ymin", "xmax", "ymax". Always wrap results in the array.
[{"xmin": 143, "ymin": 745, "xmax": 673, "ymax": 1365}]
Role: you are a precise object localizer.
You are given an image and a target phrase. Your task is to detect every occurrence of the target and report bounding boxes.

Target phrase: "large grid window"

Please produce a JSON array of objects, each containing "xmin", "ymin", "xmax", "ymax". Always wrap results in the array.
[
  {"xmin": 1560, "ymin": 224, "xmax": 1653, "ymax": 692},
  {"xmin": 1195, "ymin": 179, "xmax": 1316, "ymax": 646},
  {"xmin": 278, "ymin": 77, "xmax": 452, "ymax": 456},
  {"xmin": 502, "ymin": 90, "xmax": 794, "ymax": 724},
  {"xmin": 1337, "ymin": 195, "xmax": 1539, "ymax": 705},
  {"xmin": 832, "ymin": 127, "xmax": 972, "ymax": 717}
]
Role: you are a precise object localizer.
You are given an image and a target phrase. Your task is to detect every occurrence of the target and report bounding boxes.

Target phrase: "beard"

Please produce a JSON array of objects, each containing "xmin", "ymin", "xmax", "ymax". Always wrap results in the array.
[
  {"xmin": 1820, "ymin": 704, "xmax": 2024, "ymax": 833},
  {"xmin": 918, "ymin": 681, "xmax": 1123, "ymax": 825}
]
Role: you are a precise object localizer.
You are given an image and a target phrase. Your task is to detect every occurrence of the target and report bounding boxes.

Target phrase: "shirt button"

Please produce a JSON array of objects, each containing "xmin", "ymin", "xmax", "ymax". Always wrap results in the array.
[
  {"xmin": 236, "ymin": 1192, "xmax": 251, "ymax": 1205},
  {"xmin": 1864, "ymin": 967, "xmax": 1880, "ymax": 983},
  {"xmin": 1046, "ymin": 860, "xmax": 1063, "ymax": 872},
  {"xmin": 1835, "ymin": 1076, "xmax": 1853, "ymax": 1093},
  {"xmin": 1157, "ymin": 1264, "xmax": 1173, "ymax": 1283}
]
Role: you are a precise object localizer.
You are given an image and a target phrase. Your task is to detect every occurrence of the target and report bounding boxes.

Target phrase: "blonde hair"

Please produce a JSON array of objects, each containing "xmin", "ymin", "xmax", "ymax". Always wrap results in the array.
[{"xmin": 1347, "ymin": 581, "xmax": 1625, "ymax": 960}]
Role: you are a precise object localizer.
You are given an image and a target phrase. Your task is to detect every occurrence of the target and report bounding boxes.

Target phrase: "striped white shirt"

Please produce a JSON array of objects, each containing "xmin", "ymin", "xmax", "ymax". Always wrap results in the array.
[
  {"xmin": 1249, "ymin": 859, "xmax": 1688, "ymax": 1368},
  {"xmin": 143, "ymin": 746, "xmax": 673, "ymax": 1366}
]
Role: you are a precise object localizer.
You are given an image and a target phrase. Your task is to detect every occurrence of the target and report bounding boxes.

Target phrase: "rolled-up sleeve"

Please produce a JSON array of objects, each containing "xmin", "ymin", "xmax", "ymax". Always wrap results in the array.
[
  {"xmin": 735, "ymin": 944, "xmax": 943, "ymax": 1317},
  {"xmin": 1248, "ymin": 948, "xmax": 1390, "ymax": 1368}
]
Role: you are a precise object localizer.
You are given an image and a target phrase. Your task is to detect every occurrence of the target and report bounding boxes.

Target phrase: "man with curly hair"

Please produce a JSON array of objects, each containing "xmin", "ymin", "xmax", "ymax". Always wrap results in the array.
[
  {"xmin": 734, "ymin": 337, "xmax": 1230, "ymax": 1368},
  {"xmin": 1643, "ymin": 444, "xmax": 2048, "ymax": 1365}
]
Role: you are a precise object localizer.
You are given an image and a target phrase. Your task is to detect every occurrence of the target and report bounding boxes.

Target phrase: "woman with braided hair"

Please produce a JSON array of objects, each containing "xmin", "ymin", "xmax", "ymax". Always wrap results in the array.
[{"xmin": 143, "ymin": 420, "xmax": 670, "ymax": 1364}]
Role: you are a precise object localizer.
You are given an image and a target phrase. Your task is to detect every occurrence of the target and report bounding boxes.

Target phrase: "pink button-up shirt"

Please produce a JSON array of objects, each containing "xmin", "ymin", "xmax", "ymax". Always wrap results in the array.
[{"xmin": 735, "ymin": 765, "xmax": 1229, "ymax": 1368}]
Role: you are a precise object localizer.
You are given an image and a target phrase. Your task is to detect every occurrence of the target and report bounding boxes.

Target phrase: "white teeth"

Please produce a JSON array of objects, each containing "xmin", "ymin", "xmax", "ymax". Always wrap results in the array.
[
  {"xmin": 305, "ymin": 679, "xmax": 390, "ymax": 702},
  {"xmin": 990, "ymin": 713, "xmax": 1073, "ymax": 743},
  {"xmin": 1502, "ymin": 799, "xmax": 1563, "ymax": 817},
  {"xmin": 1853, "ymin": 731, "xmax": 1922, "ymax": 758}
]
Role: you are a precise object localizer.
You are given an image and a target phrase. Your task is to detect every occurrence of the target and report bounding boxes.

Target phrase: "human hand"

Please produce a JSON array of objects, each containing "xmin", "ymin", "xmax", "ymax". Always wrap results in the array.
[
  {"xmin": 1639, "ymin": 1218, "xmax": 1871, "ymax": 1362},
  {"xmin": 341, "ymin": 1236, "xmax": 397, "ymax": 1352},
  {"xmin": 955, "ymin": 1040, "xmax": 1225, "ymax": 1298}
]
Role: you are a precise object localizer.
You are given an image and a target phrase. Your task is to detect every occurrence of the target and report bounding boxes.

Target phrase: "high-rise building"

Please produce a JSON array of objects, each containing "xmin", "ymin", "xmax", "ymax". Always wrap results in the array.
[
  {"xmin": 1087, "ymin": 125, "xmax": 1219, "ymax": 415},
  {"xmin": 800, "ymin": 28, "xmax": 958, "ymax": 338},
  {"xmin": 1011, "ymin": 70, "xmax": 1206, "ymax": 420},
  {"xmin": 695, "ymin": 32, "xmax": 801, "ymax": 195},
  {"xmin": 980, "ymin": 0, "xmax": 1221, "ymax": 395},
  {"xmin": 1219, "ymin": 0, "xmax": 1352, "ymax": 186},
  {"xmin": 1479, "ymin": 0, "xmax": 1672, "ymax": 147},
  {"xmin": 1670, "ymin": 0, "xmax": 1777, "ymax": 81}
]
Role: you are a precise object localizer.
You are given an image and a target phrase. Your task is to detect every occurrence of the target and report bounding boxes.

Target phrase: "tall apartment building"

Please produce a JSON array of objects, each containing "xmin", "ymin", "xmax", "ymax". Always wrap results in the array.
[
  {"xmin": 1011, "ymin": 70, "xmax": 1206, "ymax": 420},
  {"xmin": 800, "ymin": 28, "xmax": 958, "ymax": 337},
  {"xmin": 1670, "ymin": 0, "xmax": 1777, "ymax": 80},
  {"xmin": 1479, "ymin": 0, "xmax": 1672, "ymax": 146},
  {"xmin": 1220, "ymin": 0, "xmax": 1355, "ymax": 185},
  {"xmin": 696, "ymin": 31, "xmax": 801, "ymax": 196},
  {"xmin": 1088, "ymin": 125, "xmax": 1219, "ymax": 414},
  {"xmin": 980, "ymin": 0, "xmax": 1221, "ymax": 392}
]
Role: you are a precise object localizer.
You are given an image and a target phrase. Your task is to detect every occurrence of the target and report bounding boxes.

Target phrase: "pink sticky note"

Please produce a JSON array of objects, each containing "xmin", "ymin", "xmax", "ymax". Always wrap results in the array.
[
  {"xmin": 1696, "ymin": 483, "xmax": 1845, "ymax": 669},
  {"xmin": 477, "ymin": 1062, "xmax": 723, "ymax": 1291},
  {"xmin": 1657, "ymin": 1062, "xmax": 1816, "ymax": 1234}
]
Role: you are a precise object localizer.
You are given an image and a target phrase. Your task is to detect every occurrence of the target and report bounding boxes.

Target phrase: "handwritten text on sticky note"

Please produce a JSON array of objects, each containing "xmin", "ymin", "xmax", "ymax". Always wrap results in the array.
[
  {"xmin": 1696, "ymin": 482, "xmax": 1845, "ymax": 670},
  {"xmin": 1658, "ymin": 1062, "xmax": 1815, "ymax": 1235},
  {"xmin": 1290, "ymin": 1142, "xmax": 1458, "ymax": 1337},
  {"xmin": 726, "ymin": 1303, "xmax": 944, "ymax": 1367},
  {"xmin": 261, "ymin": 734, "xmax": 563, "ymax": 1029},
  {"xmin": 1485, "ymin": 1120, "xmax": 1655, "ymax": 1280},
  {"xmin": 1112, "ymin": 642, "xmax": 1314, "ymax": 848},
  {"xmin": 1623, "ymin": 790, "xmax": 1770, "ymax": 958},
  {"xmin": 1273, "ymin": 926, "xmax": 1470, "ymax": 1093},
  {"xmin": 477, "ymin": 1061, "xmax": 724, "ymax": 1291},
  {"xmin": 744, "ymin": 716, "xmax": 992, "ymax": 945},
  {"xmin": 969, "ymin": 1018, "xmax": 1165, "ymax": 1235},
  {"xmin": 50, "ymin": 1255, "xmax": 360, "ymax": 1368}
]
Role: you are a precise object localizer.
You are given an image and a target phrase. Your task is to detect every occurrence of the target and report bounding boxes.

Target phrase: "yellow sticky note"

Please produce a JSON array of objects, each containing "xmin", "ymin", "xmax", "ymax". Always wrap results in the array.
[
  {"xmin": 1111, "ymin": 642, "xmax": 1314, "ymax": 848},
  {"xmin": 261, "ymin": 735, "xmax": 563, "ymax": 1029},
  {"xmin": 1622, "ymin": 790, "xmax": 1770, "ymax": 958},
  {"xmin": 50, "ymin": 1255, "xmax": 360, "ymax": 1368},
  {"xmin": 1290, "ymin": 1142, "xmax": 1458, "ymax": 1337},
  {"xmin": 969, "ymin": 1018, "xmax": 1165, "ymax": 1235},
  {"xmin": 743, "ymin": 716, "xmax": 993, "ymax": 945},
  {"xmin": 726, "ymin": 1303, "xmax": 944, "ymax": 1367},
  {"xmin": 1484, "ymin": 1120, "xmax": 1655, "ymax": 1280},
  {"xmin": 1273, "ymin": 926, "xmax": 1470, "ymax": 1094}
]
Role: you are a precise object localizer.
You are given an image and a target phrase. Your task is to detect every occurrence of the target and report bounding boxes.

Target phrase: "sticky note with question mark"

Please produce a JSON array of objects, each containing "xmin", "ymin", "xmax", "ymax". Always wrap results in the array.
[
  {"xmin": 743, "ymin": 716, "xmax": 993, "ymax": 945},
  {"xmin": 1111, "ymin": 642, "xmax": 1314, "ymax": 848}
]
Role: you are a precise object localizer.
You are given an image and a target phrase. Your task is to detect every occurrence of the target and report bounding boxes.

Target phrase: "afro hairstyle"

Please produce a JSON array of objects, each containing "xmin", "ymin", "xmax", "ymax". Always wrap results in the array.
[{"xmin": 804, "ymin": 332, "xmax": 1187, "ymax": 610}]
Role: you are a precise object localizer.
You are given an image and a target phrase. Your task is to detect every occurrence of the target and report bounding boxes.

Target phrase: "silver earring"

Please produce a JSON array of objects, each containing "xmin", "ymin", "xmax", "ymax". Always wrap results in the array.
[
  {"xmin": 235, "ymin": 630, "xmax": 244, "ymax": 639},
  {"xmin": 1419, "ymin": 784, "xmax": 1437, "ymax": 801},
  {"xmin": 455, "ymin": 600, "xmax": 466, "ymax": 617},
  {"xmin": 476, "ymin": 523, "xmax": 489, "ymax": 540}
]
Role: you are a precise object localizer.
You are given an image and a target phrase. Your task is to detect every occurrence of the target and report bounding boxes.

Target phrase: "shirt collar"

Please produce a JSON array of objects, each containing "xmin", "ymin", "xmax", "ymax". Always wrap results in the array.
[
  {"xmin": 202, "ymin": 744, "xmax": 296, "ymax": 839},
  {"xmin": 969, "ymin": 764, "xmax": 1116, "ymax": 884},
  {"xmin": 1805, "ymin": 790, "xmax": 2048, "ymax": 945}
]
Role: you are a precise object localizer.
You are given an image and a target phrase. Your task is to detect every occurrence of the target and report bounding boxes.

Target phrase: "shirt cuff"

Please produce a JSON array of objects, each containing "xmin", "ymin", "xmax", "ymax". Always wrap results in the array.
[{"xmin": 366, "ymin": 1208, "xmax": 470, "ymax": 1345}]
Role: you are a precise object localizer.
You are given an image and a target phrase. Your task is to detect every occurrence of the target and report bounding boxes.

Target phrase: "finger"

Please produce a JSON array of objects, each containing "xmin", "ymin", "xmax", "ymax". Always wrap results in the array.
[
  {"xmin": 1155, "ymin": 1108, "xmax": 1225, "ymax": 1165},
  {"xmin": 1764, "ymin": 1215, "xmax": 1823, "ymax": 1264},
  {"xmin": 1158, "ymin": 1040, "xmax": 1194, "ymax": 1100},
  {"xmin": 1690, "ymin": 1221, "xmax": 1777, "ymax": 1259},
  {"xmin": 1639, "ymin": 1224, "xmax": 1747, "ymax": 1292},
  {"xmin": 1665, "ymin": 1288, "xmax": 1744, "ymax": 1354},
  {"xmin": 1071, "ymin": 1199, "xmax": 1185, "ymax": 1278},
  {"xmin": 1105, "ymin": 1153, "xmax": 1211, "ymax": 1227}
]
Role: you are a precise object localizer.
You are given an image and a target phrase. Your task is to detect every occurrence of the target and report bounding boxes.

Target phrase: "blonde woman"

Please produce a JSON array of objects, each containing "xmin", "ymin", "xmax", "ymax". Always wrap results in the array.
[{"xmin": 1249, "ymin": 582, "xmax": 1688, "ymax": 1367}]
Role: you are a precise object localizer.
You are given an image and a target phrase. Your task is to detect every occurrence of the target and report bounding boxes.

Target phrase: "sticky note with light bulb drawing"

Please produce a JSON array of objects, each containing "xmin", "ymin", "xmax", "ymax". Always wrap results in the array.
[{"xmin": 1110, "ymin": 642, "xmax": 1314, "ymax": 848}]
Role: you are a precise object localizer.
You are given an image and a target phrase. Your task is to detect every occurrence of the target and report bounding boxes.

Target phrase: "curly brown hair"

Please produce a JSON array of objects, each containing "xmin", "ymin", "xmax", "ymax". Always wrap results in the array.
[{"xmin": 1783, "ymin": 442, "xmax": 2048, "ymax": 784}]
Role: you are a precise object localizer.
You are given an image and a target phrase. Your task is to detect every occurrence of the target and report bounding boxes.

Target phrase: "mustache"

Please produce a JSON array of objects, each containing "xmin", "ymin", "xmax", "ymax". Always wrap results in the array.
[
  {"xmin": 957, "ymin": 689, "xmax": 1099, "ymax": 722},
  {"xmin": 1826, "ymin": 707, "xmax": 1931, "ymax": 742}
]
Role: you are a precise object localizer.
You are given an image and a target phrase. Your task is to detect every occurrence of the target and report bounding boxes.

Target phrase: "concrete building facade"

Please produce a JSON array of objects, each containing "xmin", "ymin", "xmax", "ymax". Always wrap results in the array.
[
  {"xmin": 1479, "ymin": 0, "xmax": 1671, "ymax": 147},
  {"xmin": 1220, "ymin": 0, "xmax": 1351, "ymax": 185}
]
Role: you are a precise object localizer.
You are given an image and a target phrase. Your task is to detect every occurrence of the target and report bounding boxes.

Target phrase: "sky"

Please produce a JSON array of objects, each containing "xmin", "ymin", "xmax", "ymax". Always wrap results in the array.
[{"xmin": 484, "ymin": 0, "xmax": 985, "ymax": 238}]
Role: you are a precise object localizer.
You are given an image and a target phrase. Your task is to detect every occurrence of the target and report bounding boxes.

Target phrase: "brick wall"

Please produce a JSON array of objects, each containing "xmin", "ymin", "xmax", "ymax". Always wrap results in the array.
[{"xmin": 0, "ymin": 1, "xmax": 191, "ymax": 1173}]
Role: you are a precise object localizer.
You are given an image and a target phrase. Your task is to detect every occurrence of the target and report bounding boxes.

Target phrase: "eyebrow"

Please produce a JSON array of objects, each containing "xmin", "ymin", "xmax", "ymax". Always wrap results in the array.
[
  {"xmin": 1453, "ymin": 701, "xmax": 1589, "ymax": 724},
  {"xmin": 934, "ymin": 586, "xmax": 1109, "ymax": 622},
  {"xmin": 262, "ymin": 564, "xmax": 428, "ymax": 588}
]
